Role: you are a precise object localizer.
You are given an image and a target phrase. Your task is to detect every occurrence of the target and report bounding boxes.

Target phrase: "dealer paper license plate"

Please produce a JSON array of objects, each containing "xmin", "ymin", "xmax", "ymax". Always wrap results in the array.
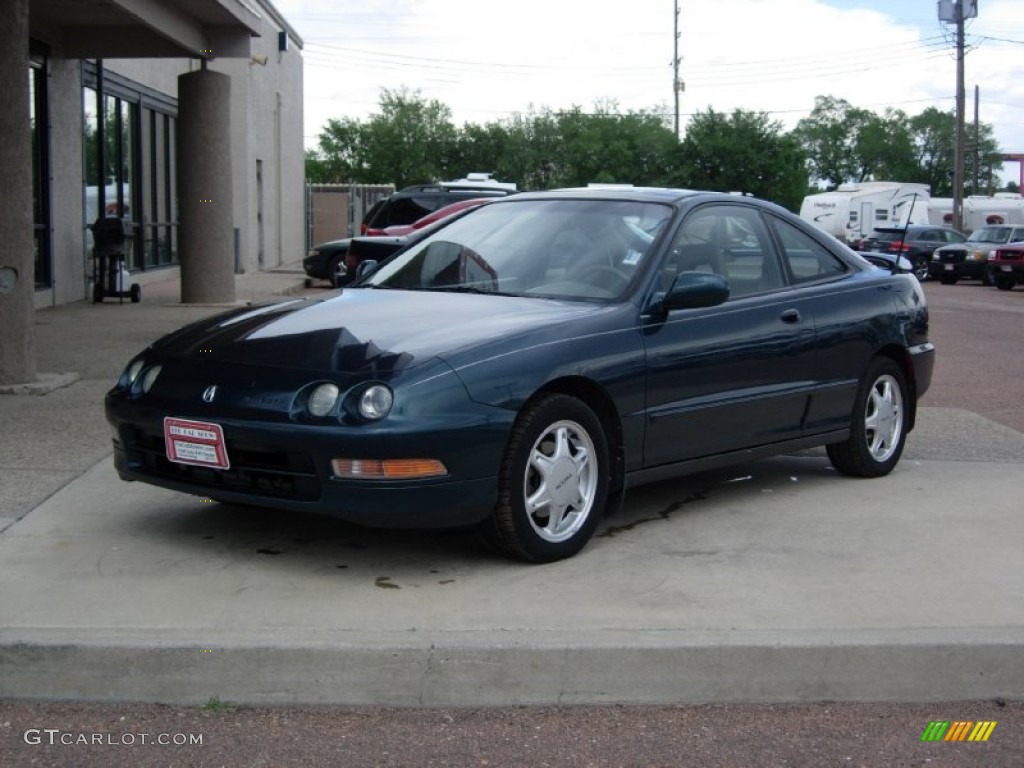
[{"xmin": 164, "ymin": 417, "xmax": 230, "ymax": 469}]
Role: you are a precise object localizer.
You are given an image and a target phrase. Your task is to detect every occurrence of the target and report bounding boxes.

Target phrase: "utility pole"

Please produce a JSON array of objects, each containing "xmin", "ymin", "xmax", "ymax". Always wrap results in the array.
[
  {"xmin": 973, "ymin": 85, "xmax": 980, "ymax": 195},
  {"xmin": 673, "ymin": 0, "xmax": 682, "ymax": 138},
  {"xmin": 952, "ymin": 1, "xmax": 967, "ymax": 232}
]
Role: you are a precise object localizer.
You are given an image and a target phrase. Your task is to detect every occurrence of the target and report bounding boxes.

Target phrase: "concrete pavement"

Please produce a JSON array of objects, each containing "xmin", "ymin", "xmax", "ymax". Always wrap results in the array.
[{"xmin": 1, "ymin": 267, "xmax": 1023, "ymax": 707}]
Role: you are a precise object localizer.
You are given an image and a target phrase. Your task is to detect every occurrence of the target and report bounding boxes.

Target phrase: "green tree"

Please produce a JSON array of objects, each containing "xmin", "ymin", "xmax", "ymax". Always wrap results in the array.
[
  {"xmin": 909, "ymin": 107, "xmax": 956, "ymax": 195},
  {"xmin": 854, "ymin": 108, "xmax": 918, "ymax": 182},
  {"xmin": 964, "ymin": 120, "xmax": 1004, "ymax": 195},
  {"xmin": 677, "ymin": 108, "xmax": 808, "ymax": 211},
  {"xmin": 307, "ymin": 88, "xmax": 458, "ymax": 187},
  {"xmin": 906, "ymin": 107, "xmax": 1002, "ymax": 196},
  {"xmin": 549, "ymin": 103, "xmax": 679, "ymax": 188},
  {"xmin": 305, "ymin": 116, "xmax": 370, "ymax": 183},
  {"xmin": 796, "ymin": 97, "xmax": 1003, "ymax": 195},
  {"xmin": 793, "ymin": 96, "xmax": 871, "ymax": 188}
]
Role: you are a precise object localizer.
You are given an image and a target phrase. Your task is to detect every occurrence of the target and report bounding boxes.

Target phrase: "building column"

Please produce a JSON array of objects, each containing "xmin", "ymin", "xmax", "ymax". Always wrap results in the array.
[
  {"xmin": 0, "ymin": 0, "xmax": 36, "ymax": 385},
  {"xmin": 177, "ymin": 67, "xmax": 235, "ymax": 304}
]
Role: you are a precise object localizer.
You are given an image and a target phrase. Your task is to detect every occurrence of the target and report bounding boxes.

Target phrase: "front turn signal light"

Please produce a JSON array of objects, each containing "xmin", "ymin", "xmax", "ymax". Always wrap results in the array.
[{"xmin": 331, "ymin": 458, "xmax": 448, "ymax": 480}]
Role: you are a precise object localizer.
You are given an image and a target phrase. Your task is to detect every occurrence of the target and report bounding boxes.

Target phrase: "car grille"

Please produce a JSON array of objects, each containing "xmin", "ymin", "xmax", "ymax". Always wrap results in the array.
[
  {"xmin": 936, "ymin": 251, "xmax": 964, "ymax": 263},
  {"xmin": 129, "ymin": 428, "xmax": 321, "ymax": 501}
]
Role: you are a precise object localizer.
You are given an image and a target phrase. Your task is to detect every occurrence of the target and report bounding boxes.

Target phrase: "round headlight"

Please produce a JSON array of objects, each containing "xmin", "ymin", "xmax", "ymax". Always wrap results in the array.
[
  {"xmin": 358, "ymin": 384, "xmax": 393, "ymax": 421},
  {"xmin": 140, "ymin": 365, "xmax": 162, "ymax": 393},
  {"xmin": 126, "ymin": 359, "xmax": 145, "ymax": 385},
  {"xmin": 308, "ymin": 382, "xmax": 340, "ymax": 417}
]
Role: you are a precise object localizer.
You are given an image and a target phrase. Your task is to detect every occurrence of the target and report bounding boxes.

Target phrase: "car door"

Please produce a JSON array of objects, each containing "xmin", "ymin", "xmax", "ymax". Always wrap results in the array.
[
  {"xmin": 642, "ymin": 204, "xmax": 819, "ymax": 467},
  {"xmin": 764, "ymin": 213, "xmax": 863, "ymax": 434}
]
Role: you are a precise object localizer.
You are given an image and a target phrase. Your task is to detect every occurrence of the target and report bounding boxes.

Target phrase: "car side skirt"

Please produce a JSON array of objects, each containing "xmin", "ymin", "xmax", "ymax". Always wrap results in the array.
[{"xmin": 624, "ymin": 429, "xmax": 849, "ymax": 489}]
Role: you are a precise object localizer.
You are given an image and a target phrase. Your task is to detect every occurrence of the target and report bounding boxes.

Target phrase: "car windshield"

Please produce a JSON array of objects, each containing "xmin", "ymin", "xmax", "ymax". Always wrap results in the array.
[
  {"xmin": 361, "ymin": 198, "xmax": 673, "ymax": 300},
  {"xmin": 969, "ymin": 227, "xmax": 1012, "ymax": 243}
]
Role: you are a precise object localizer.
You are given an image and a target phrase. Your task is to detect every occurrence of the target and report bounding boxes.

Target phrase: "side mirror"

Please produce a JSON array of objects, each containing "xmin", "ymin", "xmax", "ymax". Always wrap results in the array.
[
  {"xmin": 660, "ymin": 271, "xmax": 730, "ymax": 311},
  {"xmin": 355, "ymin": 259, "xmax": 379, "ymax": 278}
]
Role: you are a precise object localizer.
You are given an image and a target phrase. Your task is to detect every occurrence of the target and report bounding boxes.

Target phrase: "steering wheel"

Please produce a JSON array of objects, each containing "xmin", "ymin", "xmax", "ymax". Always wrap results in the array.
[{"xmin": 573, "ymin": 265, "xmax": 630, "ymax": 293}]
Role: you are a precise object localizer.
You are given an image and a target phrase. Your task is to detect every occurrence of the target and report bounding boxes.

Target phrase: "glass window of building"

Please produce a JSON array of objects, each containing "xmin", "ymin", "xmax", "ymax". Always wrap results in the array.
[
  {"xmin": 83, "ymin": 66, "xmax": 178, "ymax": 272},
  {"xmin": 30, "ymin": 49, "xmax": 51, "ymax": 288}
]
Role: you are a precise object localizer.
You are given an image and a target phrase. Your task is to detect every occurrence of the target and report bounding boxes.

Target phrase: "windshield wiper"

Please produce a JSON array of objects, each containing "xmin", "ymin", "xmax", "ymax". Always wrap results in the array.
[{"xmin": 429, "ymin": 286, "xmax": 494, "ymax": 295}]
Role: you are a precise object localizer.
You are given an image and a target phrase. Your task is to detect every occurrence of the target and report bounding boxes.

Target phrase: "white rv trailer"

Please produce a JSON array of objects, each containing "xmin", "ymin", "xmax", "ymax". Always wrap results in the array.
[
  {"xmin": 799, "ymin": 182, "xmax": 931, "ymax": 244},
  {"xmin": 912, "ymin": 195, "xmax": 1024, "ymax": 232}
]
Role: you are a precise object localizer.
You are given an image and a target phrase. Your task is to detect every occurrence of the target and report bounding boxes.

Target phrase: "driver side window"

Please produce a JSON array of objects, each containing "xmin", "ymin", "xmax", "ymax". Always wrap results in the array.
[{"xmin": 663, "ymin": 205, "xmax": 783, "ymax": 298}]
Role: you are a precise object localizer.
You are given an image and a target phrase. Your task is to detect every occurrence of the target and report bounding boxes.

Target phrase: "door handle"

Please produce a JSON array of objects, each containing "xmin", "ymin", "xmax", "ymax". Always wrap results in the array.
[{"xmin": 780, "ymin": 308, "xmax": 802, "ymax": 323}]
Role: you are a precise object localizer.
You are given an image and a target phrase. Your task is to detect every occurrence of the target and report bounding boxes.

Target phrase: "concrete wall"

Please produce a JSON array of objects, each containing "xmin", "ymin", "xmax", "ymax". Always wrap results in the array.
[{"xmin": 212, "ymin": 14, "xmax": 305, "ymax": 273}]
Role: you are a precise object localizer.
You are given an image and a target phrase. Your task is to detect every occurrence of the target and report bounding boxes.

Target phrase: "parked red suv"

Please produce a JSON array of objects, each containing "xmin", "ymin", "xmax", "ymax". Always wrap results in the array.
[{"xmin": 989, "ymin": 241, "xmax": 1024, "ymax": 291}]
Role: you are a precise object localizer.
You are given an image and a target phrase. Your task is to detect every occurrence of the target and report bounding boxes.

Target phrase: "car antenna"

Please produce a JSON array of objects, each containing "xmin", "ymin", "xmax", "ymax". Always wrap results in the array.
[{"xmin": 898, "ymin": 193, "xmax": 920, "ymax": 252}]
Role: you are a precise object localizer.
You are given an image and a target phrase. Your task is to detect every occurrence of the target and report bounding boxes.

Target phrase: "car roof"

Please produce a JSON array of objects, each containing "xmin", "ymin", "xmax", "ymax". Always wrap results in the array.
[
  {"xmin": 873, "ymin": 225, "xmax": 945, "ymax": 233},
  {"xmin": 499, "ymin": 187, "xmax": 726, "ymax": 205},
  {"xmin": 393, "ymin": 185, "xmax": 511, "ymax": 197}
]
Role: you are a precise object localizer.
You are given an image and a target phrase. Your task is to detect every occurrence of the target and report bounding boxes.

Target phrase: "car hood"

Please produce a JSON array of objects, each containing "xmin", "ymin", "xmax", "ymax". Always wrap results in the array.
[{"xmin": 152, "ymin": 289, "xmax": 609, "ymax": 375}]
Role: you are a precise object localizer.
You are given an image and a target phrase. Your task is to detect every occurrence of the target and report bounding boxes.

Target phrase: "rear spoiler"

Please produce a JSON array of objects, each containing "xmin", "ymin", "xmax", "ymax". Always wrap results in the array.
[{"xmin": 860, "ymin": 251, "xmax": 914, "ymax": 275}]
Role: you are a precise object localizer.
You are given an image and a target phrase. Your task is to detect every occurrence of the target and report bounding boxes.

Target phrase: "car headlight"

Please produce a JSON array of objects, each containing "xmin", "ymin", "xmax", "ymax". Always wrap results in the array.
[
  {"xmin": 140, "ymin": 365, "xmax": 162, "ymax": 393},
  {"xmin": 124, "ymin": 358, "xmax": 146, "ymax": 386},
  {"xmin": 307, "ymin": 248, "xmax": 320, "ymax": 258},
  {"xmin": 308, "ymin": 382, "xmax": 340, "ymax": 417},
  {"xmin": 358, "ymin": 384, "xmax": 393, "ymax": 420}
]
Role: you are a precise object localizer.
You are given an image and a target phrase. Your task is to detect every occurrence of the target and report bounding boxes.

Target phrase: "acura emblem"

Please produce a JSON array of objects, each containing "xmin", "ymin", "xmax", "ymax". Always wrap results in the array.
[{"xmin": 202, "ymin": 385, "xmax": 218, "ymax": 403}]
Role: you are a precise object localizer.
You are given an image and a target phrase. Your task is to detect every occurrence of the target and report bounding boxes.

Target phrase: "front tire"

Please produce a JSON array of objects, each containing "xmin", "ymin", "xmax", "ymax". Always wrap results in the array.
[
  {"xmin": 328, "ymin": 254, "xmax": 346, "ymax": 288},
  {"xmin": 995, "ymin": 276, "xmax": 1014, "ymax": 291},
  {"xmin": 913, "ymin": 256, "xmax": 929, "ymax": 281},
  {"xmin": 827, "ymin": 358, "xmax": 909, "ymax": 478},
  {"xmin": 482, "ymin": 394, "xmax": 609, "ymax": 562}
]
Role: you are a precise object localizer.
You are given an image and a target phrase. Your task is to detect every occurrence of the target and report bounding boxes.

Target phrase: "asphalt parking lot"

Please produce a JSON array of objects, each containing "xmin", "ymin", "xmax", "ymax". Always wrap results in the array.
[{"xmin": 1, "ymin": 273, "xmax": 1022, "ymax": 766}]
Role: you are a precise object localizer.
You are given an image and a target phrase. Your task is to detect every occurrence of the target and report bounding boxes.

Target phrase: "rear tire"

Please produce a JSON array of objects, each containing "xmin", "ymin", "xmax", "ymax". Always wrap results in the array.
[
  {"xmin": 481, "ymin": 394, "xmax": 609, "ymax": 562},
  {"xmin": 827, "ymin": 357, "xmax": 909, "ymax": 478},
  {"xmin": 913, "ymin": 256, "xmax": 929, "ymax": 281}
]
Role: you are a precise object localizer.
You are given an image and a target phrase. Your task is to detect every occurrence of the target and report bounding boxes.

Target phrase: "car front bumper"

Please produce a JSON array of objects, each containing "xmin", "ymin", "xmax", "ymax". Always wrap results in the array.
[
  {"xmin": 302, "ymin": 252, "xmax": 330, "ymax": 279},
  {"xmin": 928, "ymin": 258, "xmax": 986, "ymax": 280},
  {"xmin": 989, "ymin": 262, "xmax": 1024, "ymax": 283},
  {"xmin": 105, "ymin": 396, "xmax": 512, "ymax": 529}
]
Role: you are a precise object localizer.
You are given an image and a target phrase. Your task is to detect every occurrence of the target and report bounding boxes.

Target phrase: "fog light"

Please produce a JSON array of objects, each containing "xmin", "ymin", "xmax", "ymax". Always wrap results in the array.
[
  {"xmin": 331, "ymin": 458, "xmax": 448, "ymax": 480},
  {"xmin": 358, "ymin": 384, "xmax": 393, "ymax": 420},
  {"xmin": 308, "ymin": 382, "xmax": 340, "ymax": 417}
]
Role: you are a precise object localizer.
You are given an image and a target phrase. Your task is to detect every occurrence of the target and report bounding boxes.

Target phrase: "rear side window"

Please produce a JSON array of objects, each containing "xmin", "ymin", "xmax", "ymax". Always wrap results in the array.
[
  {"xmin": 769, "ymin": 216, "xmax": 849, "ymax": 284},
  {"xmin": 384, "ymin": 197, "xmax": 438, "ymax": 226}
]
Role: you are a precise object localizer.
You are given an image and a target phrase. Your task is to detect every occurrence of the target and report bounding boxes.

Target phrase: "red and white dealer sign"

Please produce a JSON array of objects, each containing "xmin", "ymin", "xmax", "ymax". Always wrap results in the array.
[{"xmin": 163, "ymin": 417, "xmax": 230, "ymax": 470}]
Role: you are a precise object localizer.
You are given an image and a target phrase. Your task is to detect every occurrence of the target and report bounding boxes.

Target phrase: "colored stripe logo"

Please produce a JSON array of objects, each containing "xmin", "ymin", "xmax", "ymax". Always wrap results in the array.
[{"xmin": 921, "ymin": 721, "xmax": 997, "ymax": 742}]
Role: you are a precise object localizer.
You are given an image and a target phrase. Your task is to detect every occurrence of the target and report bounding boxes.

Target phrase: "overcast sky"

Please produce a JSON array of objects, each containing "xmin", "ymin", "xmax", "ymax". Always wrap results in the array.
[{"xmin": 273, "ymin": 0, "xmax": 1024, "ymax": 184}]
